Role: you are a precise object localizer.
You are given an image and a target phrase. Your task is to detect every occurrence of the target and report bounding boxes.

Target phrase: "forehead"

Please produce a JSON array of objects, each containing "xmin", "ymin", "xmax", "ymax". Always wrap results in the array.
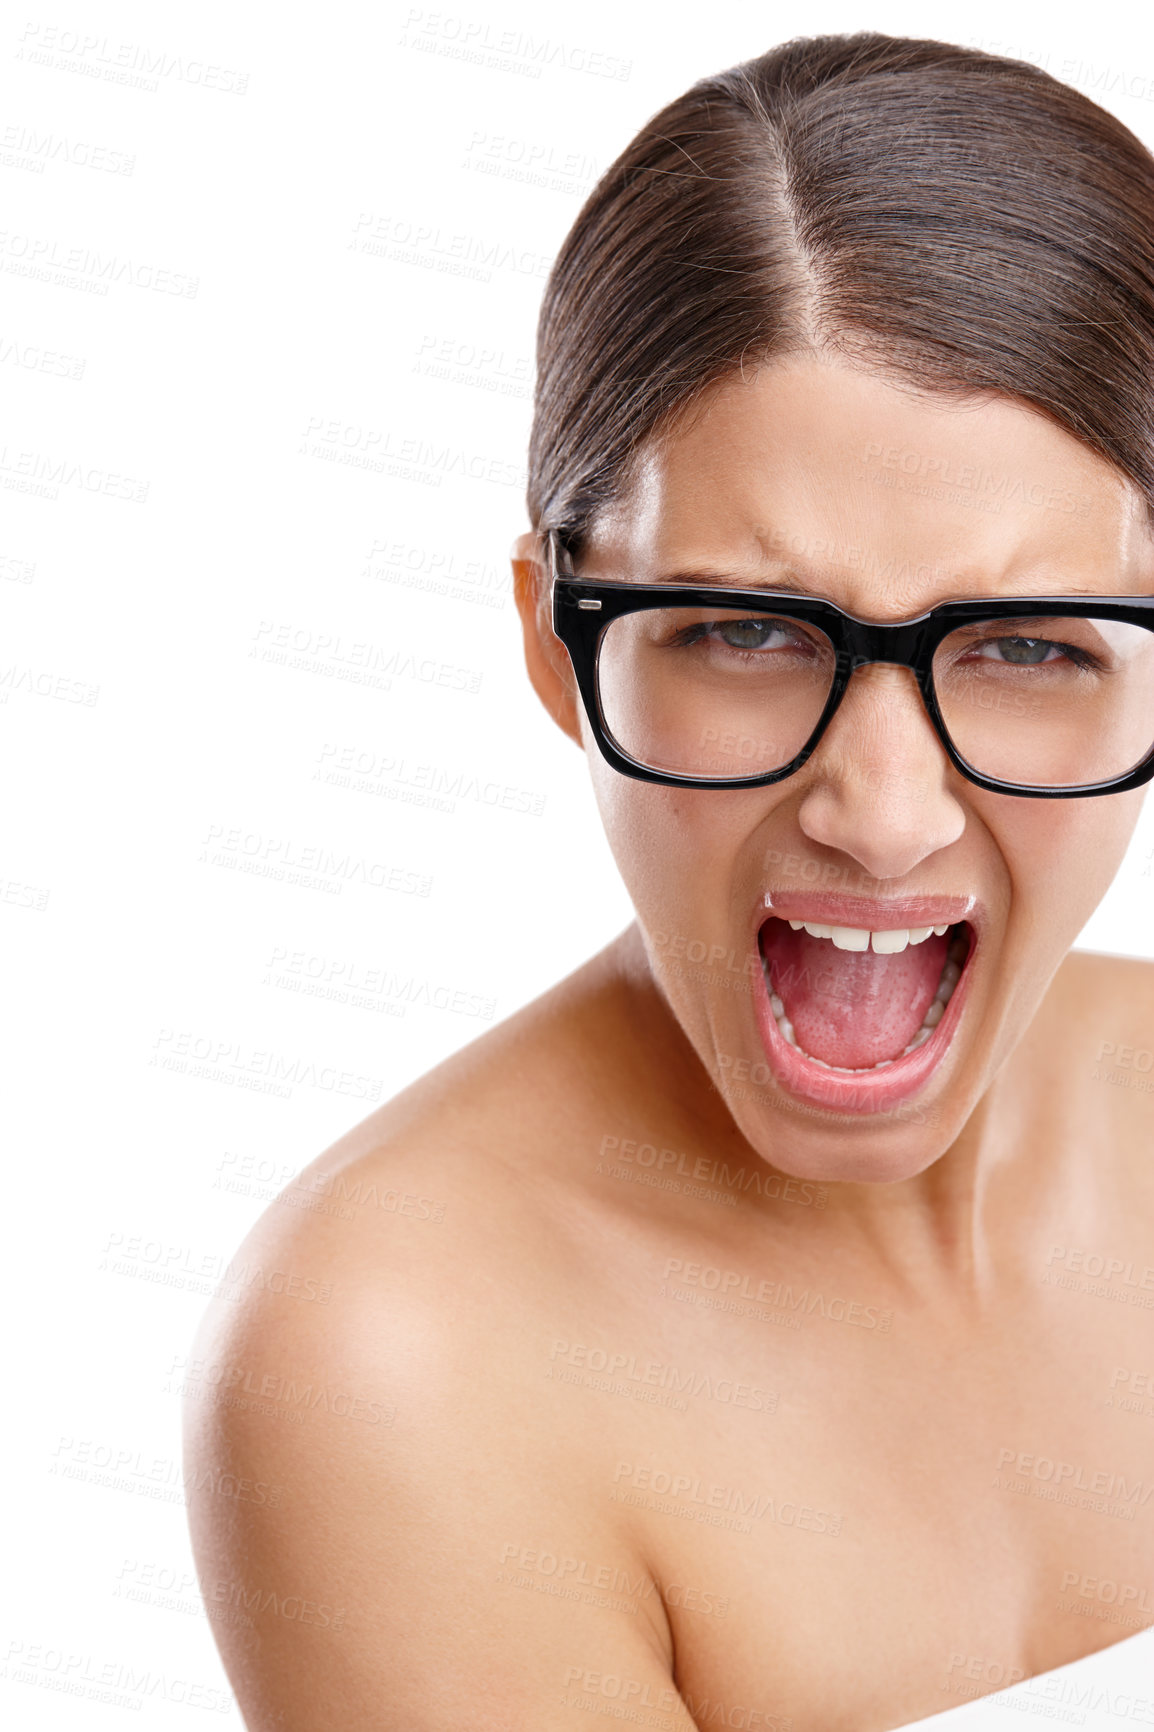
[{"xmin": 580, "ymin": 356, "xmax": 1154, "ymax": 610}]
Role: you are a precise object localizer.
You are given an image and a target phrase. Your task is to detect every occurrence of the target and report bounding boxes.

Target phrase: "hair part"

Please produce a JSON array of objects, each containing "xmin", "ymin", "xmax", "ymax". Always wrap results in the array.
[{"xmin": 526, "ymin": 31, "xmax": 1154, "ymax": 572}]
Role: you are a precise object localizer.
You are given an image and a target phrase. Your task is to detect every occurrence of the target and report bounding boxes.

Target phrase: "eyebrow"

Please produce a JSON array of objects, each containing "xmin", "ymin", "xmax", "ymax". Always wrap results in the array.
[
  {"xmin": 647, "ymin": 568, "xmax": 1138, "ymax": 600},
  {"xmin": 651, "ymin": 568, "xmax": 823, "ymax": 595}
]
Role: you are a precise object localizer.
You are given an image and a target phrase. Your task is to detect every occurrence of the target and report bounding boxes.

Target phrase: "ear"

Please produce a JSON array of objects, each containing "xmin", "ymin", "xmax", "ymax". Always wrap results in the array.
[{"xmin": 510, "ymin": 530, "xmax": 584, "ymax": 751}]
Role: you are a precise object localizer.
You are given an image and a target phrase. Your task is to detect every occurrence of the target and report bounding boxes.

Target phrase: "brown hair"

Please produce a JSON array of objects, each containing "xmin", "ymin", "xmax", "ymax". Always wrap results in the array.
[{"xmin": 526, "ymin": 31, "xmax": 1154, "ymax": 566}]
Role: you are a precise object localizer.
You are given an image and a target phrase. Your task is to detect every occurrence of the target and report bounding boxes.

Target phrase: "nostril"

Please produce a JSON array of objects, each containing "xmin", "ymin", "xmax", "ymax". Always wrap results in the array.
[{"xmin": 795, "ymin": 772, "xmax": 966, "ymax": 882}]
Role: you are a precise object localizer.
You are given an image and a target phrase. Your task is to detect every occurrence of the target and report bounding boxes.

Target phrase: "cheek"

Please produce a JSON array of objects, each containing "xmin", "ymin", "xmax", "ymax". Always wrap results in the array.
[
  {"xmin": 983, "ymin": 787, "xmax": 1145, "ymax": 931},
  {"xmin": 587, "ymin": 755, "xmax": 765, "ymax": 918}
]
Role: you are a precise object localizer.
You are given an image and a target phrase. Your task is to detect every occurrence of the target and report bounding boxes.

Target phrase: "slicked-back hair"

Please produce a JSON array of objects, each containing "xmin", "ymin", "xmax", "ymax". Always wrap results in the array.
[{"xmin": 527, "ymin": 32, "xmax": 1154, "ymax": 567}]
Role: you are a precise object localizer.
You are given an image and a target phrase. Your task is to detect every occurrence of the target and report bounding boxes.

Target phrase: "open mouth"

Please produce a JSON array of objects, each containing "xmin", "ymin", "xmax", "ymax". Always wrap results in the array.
[{"xmin": 753, "ymin": 906, "xmax": 977, "ymax": 1110}]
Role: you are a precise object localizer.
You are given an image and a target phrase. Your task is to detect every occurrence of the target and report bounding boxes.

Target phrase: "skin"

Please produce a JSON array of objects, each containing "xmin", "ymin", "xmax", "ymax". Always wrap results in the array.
[{"xmin": 185, "ymin": 356, "xmax": 1154, "ymax": 1732}]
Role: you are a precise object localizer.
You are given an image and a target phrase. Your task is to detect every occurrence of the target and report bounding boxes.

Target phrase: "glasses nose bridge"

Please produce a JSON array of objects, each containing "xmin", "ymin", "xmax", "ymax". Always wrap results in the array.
[{"xmin": 837, "ymin": 618, "xmax": 930, "ymax": 686}]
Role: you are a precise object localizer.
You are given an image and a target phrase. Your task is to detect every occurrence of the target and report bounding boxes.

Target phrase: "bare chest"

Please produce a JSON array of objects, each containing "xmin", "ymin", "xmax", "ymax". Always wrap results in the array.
[{"xmin": 553, "ymin": 1255, "xmax": 1154, "ymax": 1732}]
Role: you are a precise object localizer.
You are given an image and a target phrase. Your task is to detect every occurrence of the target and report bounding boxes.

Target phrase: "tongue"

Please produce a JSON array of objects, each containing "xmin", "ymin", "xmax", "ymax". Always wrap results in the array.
[{"xmin": 760, "ymin": 919, "xmax": 949, "ymax": 1068}]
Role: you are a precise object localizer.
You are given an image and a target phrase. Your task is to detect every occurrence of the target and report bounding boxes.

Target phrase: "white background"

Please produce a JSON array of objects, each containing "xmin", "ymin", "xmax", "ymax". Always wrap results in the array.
[{"xmin": 3, "ymin": 0, "xmax": 1153, "ymax": 1722}]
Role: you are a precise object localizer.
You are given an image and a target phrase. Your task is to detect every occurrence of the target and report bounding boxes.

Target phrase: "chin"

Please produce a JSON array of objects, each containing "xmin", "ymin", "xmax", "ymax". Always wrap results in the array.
[{"xmin": 736, "ymin": 1104, "xmax": 969, "ymax": 1187}]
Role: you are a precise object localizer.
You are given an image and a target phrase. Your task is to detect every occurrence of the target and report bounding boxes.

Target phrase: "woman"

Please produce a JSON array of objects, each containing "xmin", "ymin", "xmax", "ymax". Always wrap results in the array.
[{"xmin": 185, "ymin": 32, "xmax": 1154, "ymax": 1731}]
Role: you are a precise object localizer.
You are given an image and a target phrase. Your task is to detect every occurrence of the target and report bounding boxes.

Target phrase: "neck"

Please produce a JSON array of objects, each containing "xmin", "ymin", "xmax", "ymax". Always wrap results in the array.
[{"xmin": 604, "ymin": 919, "xmax": 1073, "ymax": 1307}]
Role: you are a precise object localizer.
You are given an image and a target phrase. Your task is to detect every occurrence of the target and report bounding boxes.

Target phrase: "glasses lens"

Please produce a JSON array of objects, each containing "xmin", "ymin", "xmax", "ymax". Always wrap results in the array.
[
  {"xmin": 934, "ymin": 615, "xmax": 1154, "ymax": 788},
  {"xmin": 596, "ymin": 604, "xmax": 837, "ymax": 779}
]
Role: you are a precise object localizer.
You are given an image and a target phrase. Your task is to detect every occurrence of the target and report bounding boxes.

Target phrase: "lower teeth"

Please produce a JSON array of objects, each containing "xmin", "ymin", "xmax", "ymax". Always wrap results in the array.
[{"xmin": 765, "ymin": 928, "xmax": 969, "ymax": 1073}]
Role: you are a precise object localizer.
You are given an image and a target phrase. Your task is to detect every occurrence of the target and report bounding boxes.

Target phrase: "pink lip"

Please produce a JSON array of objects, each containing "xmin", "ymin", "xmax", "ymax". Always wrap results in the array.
[
  {"xmin": 759, "ymin": 889, "xmax": 980, "ymax": 931},
  {"xmin": 748, "ymin": 891, "xmax": 982, "ymax": 1115}
]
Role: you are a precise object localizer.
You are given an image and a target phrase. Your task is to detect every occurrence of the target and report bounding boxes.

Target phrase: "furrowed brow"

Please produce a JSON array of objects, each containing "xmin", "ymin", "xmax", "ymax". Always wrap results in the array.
[{"xmin": 652, "ymin": 569, "xmax": 824, "ymax": 596}]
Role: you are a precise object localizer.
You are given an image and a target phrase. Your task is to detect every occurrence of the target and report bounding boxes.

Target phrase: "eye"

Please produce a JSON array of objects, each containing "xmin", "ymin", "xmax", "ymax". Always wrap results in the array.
[
  {"xmin": 657, "ymin": 611, "xmax": 829, "ymax": 662},
  {"xmin": 975, "ymin": 636, "xmax": 1063, "ymax": 665},
  {"xmin": 712, "ymin": 619, "xmax": 794, "ymax": 650}
]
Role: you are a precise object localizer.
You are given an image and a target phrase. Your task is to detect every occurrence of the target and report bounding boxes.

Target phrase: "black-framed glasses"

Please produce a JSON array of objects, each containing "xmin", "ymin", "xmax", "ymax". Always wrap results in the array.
[{"xmin": 547, "ymin": 531, "xmax": 1154, "ymax": 797}]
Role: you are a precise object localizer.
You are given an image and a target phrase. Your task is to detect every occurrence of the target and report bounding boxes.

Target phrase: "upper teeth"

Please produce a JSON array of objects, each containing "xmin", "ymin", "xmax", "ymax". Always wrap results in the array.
[{"xmin": 786, "ymin": 920, "xmax": 950, "ymax": 953}]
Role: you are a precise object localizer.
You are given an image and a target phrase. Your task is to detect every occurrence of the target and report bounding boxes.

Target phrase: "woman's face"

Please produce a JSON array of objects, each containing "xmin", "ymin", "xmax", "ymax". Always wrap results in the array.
[{"xmin": 517, "ymin": 356, "xmax": 1154, "ymax": 1182}]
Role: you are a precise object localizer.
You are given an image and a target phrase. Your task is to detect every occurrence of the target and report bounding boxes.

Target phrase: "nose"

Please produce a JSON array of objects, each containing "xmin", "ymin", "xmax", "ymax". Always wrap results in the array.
[{"xmin": 795, "ymin": 662, "xmax": 966, "ymax": 879}]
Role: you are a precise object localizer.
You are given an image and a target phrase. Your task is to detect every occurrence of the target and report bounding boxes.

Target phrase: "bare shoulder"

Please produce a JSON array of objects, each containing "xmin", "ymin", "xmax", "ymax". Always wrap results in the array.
[
  {"xmin": 187, "ymin": 927, "xmax": 648, "ymax": 1398},
  {"xmin": 1039, "ymin": 946, "xmax": 1154, "ymax": 1169},
  {"xmin": 184, "ymin": 936, "xmax": 693, "ymax": 1731},
  {"xmin": 1051, "ymin": 945, "xmax": 1154, "ymax": 1053},
  {"xmin": 1056, "ymin": 943, "xmax": 1154, "ymax": 998}
]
